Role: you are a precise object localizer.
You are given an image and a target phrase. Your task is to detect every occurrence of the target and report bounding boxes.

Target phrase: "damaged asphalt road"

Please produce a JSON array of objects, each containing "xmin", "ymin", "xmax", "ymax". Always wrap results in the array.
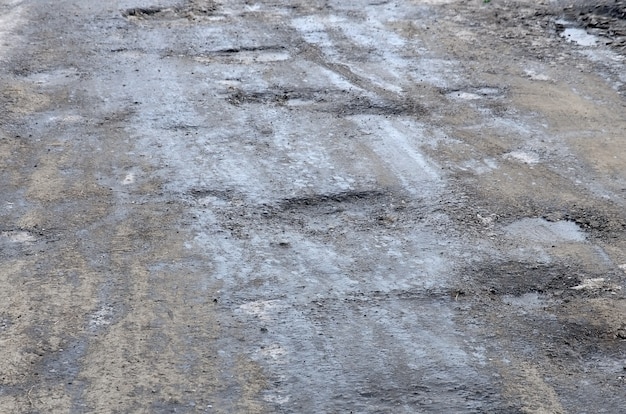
[{"xmin": 0, "ymin": 0, "xmax": 625, "ymax": 412}]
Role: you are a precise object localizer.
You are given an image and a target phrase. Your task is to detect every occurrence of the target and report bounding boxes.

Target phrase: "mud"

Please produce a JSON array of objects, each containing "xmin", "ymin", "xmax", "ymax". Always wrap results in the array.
[{"xmin": 1, "ymin": 0, "xmax": 625, "ymax": 412}]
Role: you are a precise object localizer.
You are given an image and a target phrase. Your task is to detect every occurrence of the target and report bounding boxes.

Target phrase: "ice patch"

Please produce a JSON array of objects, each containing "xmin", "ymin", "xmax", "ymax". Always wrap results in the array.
[
  {"xmin": 194, "ymin": 51, "xmax": 290, "ymax": 64},
  {"xmin": 239, "ymin": 299, "xmax": 283, "ymax": 321},
  {"xmin": 350, "ymin": 116, "xmax": 440, "ymax": 194},
  {"xmin": 88, "ymin": 305, "xmax": 114, "ymax": 329},
  {"xmin": 264, "ymin": 394, "xmax": 290, "ymax": 404},
  {"xmin": 122, "ymin": 173, "xmax": 135, "ymax": 185},
  {"xmin": 449, "ymin": 91, "xmax": 482, "ymax": 100},
  {"xmin": 504, "ymin": 150, "xmax": 540, "ymax": 164},
  {"xmin": 261, "ymin": 344, "xmax": 288, "ymax": 361},
  {"xmin": 0, "ymin": 4, "xmax": 24, "ymax": 59},
  {"xmin": 412, "ymin": 58, "xmax": 459, "ymax": 88},
  {"xmin": 524, "ymin": 69, "xmax": 551, "ymax": 81},
  {"xmin": 502, "ymin": 292, "xmax": 542, "ymax": 310},
  {"xmin": 1, "ymin": 230, "xmax": 36, "ymax": 243},
  {"xmin": 458, "ymin": 158, "xmax": 498, "ymax": 174}
]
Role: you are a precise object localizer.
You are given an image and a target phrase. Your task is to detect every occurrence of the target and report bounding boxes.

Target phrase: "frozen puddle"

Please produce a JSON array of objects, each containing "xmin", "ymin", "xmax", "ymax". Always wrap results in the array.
[
  {"xmin": 557, "ymin": 20, "xmax": 598, "ymax": 47},
  {"xmin": 561, "ymin": 28, "xmax": 597, "ymax": 46},
  {"xmin": 504, "ymin": 218, "xmax": 585, "ymax": 243}
]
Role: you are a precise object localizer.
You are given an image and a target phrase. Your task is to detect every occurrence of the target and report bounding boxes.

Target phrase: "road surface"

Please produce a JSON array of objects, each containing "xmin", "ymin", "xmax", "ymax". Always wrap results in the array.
[{"xmin": 1, "ymin": 0, "xmax": 625, "ymax": 412}]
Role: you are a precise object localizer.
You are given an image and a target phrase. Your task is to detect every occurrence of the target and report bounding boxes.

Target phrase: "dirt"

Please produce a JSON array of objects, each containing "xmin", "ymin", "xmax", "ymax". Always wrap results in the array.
[{"xmin": 0, "ymin": 0, "xmax": 625, "ymax": 412}]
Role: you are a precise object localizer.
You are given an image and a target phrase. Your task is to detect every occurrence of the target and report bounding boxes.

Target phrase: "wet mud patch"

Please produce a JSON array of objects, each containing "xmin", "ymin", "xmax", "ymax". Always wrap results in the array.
[
  {"xmin": 277, "ymin": 190, "xmax": 386, "ymax": 211},
  {"xmin": 436, "ymin": 0, "xmax": 557, "ymax": 56},
  {"xmin": 268, "ymin": 190, "xmax": 428, "ymax": 230},
  {"xmin": 458, "ymin": 290, "xmax": 626, "ymax": 412},
  {"xmin": 442, "ymin": 181, "xmax": 626, "ymax": 241},
  {"xmin": 463, "ymin": 261, "xmax": 596, "ymax": 296},
  {"xmin": 122, "ymin": 0, "xmax": 217, "ymax": 21},
  {"xmin": 555, "ymin": 299, "xmax": 626, "ymax": 347},
  {"xmin": 226, "ymin": 87, "xmax": 336, "ymax": 106},
  {"xmin": 212, "ymin": 46, "xmax": 287, "ymax": 55},
  {"xmin": 556, "ymin": 207, "xmax": 626, "ymax": 240},
  {"xmin": 453, "ymin": 0, "xmax": 626, "ymax": 55},
  {"xmin": 556, "ymin": 318, "xmax": 626, "ymax": 354},
  {"xmin": 336, "ymin": 95, "xmax": 425, "ymax": 117},
  {"xmin": 501, "ymin": 297, "xmax": 626, "ymax": 362},
  {"xmin": 0, "ymin": 83, "xmax": 52, "ymax": 118},
  {"xmin": 226, "ymin": 87, "xmax": 426, "ymax": 116},
  {"xmin": 186, "ymin": 188, "xmax": 431, "ymax": 239},
  {"xmin": 0, "ymin": 227, "xmax": 59, "ymax": 259},
  {"xmin": 188, "ymin": 188, "xmax": 235, "ymax": 201}
]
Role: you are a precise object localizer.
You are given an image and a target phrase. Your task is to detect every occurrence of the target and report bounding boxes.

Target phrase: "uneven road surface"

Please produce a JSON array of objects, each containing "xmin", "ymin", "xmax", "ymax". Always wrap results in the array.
[{"xmin": 1, "ymin": 0, "xmax": 626, "ymax": 412}]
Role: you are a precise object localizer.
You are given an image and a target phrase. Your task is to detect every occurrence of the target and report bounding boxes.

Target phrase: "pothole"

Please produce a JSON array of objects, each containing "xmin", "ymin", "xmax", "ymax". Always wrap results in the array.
[
  {"xmin": 122, "ymin": 0, "xmax": 217, "ymax": 21},
  {"xmin": 226, "ymin": 87, "xmax": 425, "ymax": 116},
  {"xmin": 443, "ymin": 86, "xmax": 505, "ymax": 101}
]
